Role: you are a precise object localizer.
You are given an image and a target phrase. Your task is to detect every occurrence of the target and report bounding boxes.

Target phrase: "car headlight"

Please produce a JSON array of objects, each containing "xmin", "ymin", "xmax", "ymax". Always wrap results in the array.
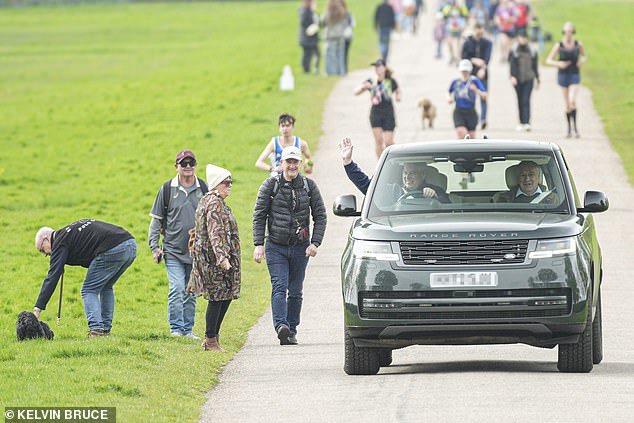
[
  {"xmin": 528, "ymin": 237, "xmax": 577, "ymax": 259},
  {"xmin": 352, "ymin": 240, "xmax": 399, "ymax": 261}
]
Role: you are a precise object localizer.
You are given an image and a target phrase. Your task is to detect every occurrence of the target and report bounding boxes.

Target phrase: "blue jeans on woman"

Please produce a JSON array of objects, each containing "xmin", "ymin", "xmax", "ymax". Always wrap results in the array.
[
  {"xmin": 81, "ymin": 238, "xmax": 136, "ymax": 331},
  {"xmin": 165, "ymin": 258, "xmax": 197, "ymax": 335},
  {"xmin": 265, "ymin": 240, "xmax": 310, "ymax": 335}
]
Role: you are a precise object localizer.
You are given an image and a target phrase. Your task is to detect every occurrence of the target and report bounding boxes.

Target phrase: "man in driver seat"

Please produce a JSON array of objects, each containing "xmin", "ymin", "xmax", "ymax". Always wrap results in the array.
[
  {"xmin": 395, "ymin": 162, "xmax": 450, "ymax": 203},
  {"xmin": 494, "ymin": 160, "xmax": 559, "ymax": 204}
]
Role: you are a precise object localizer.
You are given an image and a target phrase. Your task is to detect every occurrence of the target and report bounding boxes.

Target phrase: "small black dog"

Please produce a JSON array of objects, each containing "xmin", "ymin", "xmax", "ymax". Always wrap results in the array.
[{"xmin": 16, "ymin": 311, "xmax": 54, "ymax": 341}]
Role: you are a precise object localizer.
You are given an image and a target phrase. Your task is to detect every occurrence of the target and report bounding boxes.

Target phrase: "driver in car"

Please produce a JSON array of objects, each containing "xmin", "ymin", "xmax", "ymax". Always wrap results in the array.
[
  {"xmin": 494, "ymin": 160, "xmax": 560, "ymax": 204},
  {"xmin": 394, "ymin": 163, "xmax": 450, "ymax": 203}
]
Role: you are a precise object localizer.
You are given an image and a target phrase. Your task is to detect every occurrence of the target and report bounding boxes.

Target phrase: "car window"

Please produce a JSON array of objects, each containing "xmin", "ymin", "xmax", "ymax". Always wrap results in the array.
[{"xmin": 367, "ymin": 152, "xmax": 569, "ymax": 217}]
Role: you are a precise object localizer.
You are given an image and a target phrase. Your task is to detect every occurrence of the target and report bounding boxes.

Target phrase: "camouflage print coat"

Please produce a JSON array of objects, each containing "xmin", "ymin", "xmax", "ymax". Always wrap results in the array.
[{"xmin": 187, "ymin": 191, "xmax": 241, "ymax": 301}]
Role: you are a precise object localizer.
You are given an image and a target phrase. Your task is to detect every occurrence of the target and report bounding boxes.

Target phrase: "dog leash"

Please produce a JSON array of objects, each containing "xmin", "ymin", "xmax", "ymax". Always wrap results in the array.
[{"xmin": 57, "ymin": 270, "xmax": 64, "ymax": 326}]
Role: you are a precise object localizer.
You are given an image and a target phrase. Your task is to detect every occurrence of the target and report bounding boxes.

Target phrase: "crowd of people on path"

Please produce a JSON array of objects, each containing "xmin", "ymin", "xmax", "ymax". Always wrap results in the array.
[{"xmin": 29, "ymin": 1, "xmax": 587, "ymax": 351}]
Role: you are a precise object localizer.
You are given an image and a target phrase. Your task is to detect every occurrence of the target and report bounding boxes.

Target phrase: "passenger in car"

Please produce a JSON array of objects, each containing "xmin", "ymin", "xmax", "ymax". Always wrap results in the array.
[{"xmin": 493, "ymin": 160, "xmax": 560, "ymax": 204}]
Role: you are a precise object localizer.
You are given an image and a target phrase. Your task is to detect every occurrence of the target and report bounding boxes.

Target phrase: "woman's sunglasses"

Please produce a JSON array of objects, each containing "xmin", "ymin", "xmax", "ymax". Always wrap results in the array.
[{"xmin": 221, "ymin": 178, "xmax": 233, "ymax": 187}]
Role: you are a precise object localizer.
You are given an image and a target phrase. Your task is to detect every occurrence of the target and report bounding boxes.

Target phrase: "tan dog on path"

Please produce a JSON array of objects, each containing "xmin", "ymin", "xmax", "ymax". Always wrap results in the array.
[{"xmin": 417, "ymin": 98, "xmax": 436, "ymax": 129}]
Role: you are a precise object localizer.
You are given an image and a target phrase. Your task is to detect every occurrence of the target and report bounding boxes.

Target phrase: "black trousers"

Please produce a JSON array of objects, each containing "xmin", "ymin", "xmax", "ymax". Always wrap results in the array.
[
  {"xmin": 205, "ymin": 299, "xmax": 232, "ymax": 338},
  {"xmin": 301, "ymin": 45, "xmax": 320, "ymax": 73},
  {"xmin": 515, "ymin": 79, "xmax": 534, "ymax": 124}
]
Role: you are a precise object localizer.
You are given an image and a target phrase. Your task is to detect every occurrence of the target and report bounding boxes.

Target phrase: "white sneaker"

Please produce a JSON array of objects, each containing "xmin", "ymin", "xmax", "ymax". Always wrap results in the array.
[
  {"xmin": 184, "ymin": 332, "xmax": 201, "ymax": 340},
  {"xmin": 524, "ymin": 123, "xmax": 531, "ymax": 132},
  {"xmin": 170, "ymin": 331, "xmax": 184, "ymax": 337},
  {"xmin": 515, "ymin": 124, "xmax": 525, "ymax": 132}
]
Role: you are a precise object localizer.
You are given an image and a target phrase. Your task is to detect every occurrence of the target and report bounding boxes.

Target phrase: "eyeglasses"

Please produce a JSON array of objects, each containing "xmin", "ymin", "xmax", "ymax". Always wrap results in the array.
[
  {"xmin": 221, "ymin": 179, "xmax": 233, "ymax": 187},
  {"xmin": 37, "ymin": 237, "xmax": 50, "ymax": 255},
  {"xmin": 179, "ymin": 160, "xmax": 197, "ymax": 168}
]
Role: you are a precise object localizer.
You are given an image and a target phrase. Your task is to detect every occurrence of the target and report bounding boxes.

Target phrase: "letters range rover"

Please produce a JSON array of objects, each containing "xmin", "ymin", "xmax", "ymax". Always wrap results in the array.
[{"xmin": 334, "ymin": 140, "xmax": 608, "ymax": 375}]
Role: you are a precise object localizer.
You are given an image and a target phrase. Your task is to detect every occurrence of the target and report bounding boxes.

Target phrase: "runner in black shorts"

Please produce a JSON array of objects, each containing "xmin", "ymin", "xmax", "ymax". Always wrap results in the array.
[
  {"xmin": 355, "ymin": 59, "xmax": 401, "ymax": 158},
  {"xmin": 448, "ymin": 60, "xmax": 487, "ymax": 139},
  {"xmin": 546, "ymin": 22, "xmax": 587, "ymax": 138}
]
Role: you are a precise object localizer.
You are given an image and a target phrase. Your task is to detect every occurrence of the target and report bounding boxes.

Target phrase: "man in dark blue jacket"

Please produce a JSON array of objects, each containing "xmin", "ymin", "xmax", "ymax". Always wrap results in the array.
[
  {"xmin": 339, "ymin": 138, "xmax": 449, "ymax": 203},
  {"xmin": 34, "ymin": 219, "xmax": 136, "ymax": 337},
  {"xmin": 462, "ymin": 23, "xmax": 493, "ymax": 129},
  {"xmin": 374, "ymin": 0, "xmax": 396, "ymax": 61}
]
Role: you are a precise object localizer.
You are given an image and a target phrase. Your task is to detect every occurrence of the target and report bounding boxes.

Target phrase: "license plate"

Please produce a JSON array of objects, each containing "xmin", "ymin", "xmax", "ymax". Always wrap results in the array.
[{"xmin": 430, "ymin": 272, "xmax": 498, "ymax": 287}]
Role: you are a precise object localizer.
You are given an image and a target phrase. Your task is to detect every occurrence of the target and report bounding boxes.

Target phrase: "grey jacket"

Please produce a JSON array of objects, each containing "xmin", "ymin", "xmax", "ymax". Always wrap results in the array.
[{"xmin": 253, "ymin": 175, "xmax": 327, "ymax": 247}]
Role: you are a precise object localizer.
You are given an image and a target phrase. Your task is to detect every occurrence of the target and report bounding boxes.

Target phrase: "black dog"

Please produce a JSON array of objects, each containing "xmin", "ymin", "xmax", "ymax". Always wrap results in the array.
[{"xmin": 16, "ymin": 311, "xmax": 54, "ymax": 341}]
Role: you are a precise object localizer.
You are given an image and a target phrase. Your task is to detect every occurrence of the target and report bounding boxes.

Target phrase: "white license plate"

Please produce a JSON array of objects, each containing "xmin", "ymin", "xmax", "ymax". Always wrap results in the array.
[{"xmin": 430, "ymin": 272, "xmax": 498, "ymax": 287}]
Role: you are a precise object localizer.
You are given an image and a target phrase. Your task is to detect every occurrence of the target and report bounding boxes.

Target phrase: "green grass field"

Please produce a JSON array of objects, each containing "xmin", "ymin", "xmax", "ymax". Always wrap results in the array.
[
  {"xmin": 0, "ymin": 2, "xmax": 376, "ymax": 420},
  {"xmin": 536, "ymin": 0, "xmax": 634, "ymax": 184}
]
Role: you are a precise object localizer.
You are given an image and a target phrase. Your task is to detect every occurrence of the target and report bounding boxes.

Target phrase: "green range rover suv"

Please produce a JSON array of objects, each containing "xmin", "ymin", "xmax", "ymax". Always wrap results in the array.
[{"xmin": 334, "ymin": 140, "xmax": 608, "ymax": 375}]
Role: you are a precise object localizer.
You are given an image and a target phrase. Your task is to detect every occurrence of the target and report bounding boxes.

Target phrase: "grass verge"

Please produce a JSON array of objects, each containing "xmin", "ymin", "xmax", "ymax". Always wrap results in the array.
[
  {"xmin": 535, "ymin": 0, "xmax": 634, "ymax": 184},
  {"xmin": 0, "ymin": 1, "xmax": 375, "ymax": 420}
]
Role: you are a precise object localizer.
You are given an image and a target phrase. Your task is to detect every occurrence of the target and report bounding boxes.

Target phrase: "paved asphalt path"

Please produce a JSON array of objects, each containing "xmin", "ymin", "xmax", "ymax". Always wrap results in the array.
[{"xmin": 201, "ymin": 10, "xmax": 634, "ymax": 423}]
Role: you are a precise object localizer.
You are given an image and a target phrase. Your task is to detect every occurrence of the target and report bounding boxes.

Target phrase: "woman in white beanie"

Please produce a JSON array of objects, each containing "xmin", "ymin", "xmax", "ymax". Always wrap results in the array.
[{"xmin": 187, "ymin": 164, "xmax": 240, "ymax": 352}]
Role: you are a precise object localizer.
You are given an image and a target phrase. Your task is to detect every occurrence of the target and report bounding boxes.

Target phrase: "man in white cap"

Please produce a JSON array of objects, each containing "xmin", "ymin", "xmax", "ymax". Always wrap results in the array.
[
  {"xmin": 148, "ymin": 149, "xmax": 208, "ymax": 339},
  {"xmin": 252, "ymin": 145, "xmax": 327, "ymax": 345},
  {"xmin": 448, "ymin": 59, "xmax": 488, "ymax": 139}
]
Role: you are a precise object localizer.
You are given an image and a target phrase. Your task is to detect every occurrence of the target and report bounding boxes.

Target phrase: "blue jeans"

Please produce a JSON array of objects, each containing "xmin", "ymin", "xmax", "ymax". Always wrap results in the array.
[
  {"xmin": 265, "ymin": 240, "xmax": 310, "ymax": 335},
  {"xmin": 325, "ymin": 38, "xmax": 345, "ymax": 75},
  {"xmin": 165, "ymin": 258, "xmax": 197, "ymax": 334},
  {"xmin": 378, "ymin": 27, "xmax": 391, "ymax": 61},
  {"xmin": 81, "ymin": 238, "xmax": 136, "ymax": 331}
]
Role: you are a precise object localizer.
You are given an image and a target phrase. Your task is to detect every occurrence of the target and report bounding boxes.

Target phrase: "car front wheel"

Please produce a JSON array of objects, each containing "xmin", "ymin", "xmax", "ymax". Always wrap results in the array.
[
  {"xmin": 344, "ymin": 331, "xmax": 380, "ymax": 375},
  {"xmin": 557, "ymin": 295, "xmax": 594, "ymax": 373},
  {"xmin": 592, "ymin": 290, "xmax": 603, "ymax": 364}
]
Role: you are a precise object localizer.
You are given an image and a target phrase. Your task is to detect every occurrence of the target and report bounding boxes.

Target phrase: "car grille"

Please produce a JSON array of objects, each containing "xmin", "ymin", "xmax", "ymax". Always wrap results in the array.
[
  {"xmin": 359, "ymin": 288, "xmax": 571, "ymax": 320},
  {"xmin": 399, "ymin": 240, "xmax": 529, "ymax": 265}
]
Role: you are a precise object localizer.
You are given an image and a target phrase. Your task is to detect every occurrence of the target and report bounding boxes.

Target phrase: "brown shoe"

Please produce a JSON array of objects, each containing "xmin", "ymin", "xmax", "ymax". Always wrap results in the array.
[
  {"xmin": 88, "ymin": 329, "xmax": 105, "ymax": 338},
  {"xmin": 202, "ymin": 337, "xmax": 225, "ymax": 352}
]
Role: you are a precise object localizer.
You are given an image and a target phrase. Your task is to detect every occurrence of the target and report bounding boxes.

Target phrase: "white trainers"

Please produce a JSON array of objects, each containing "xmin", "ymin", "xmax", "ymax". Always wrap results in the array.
[
  {"xmin": 524, "ymin": 124, "xmax": 531, "ymax": 132},
  {"xmin": 515, "ymin": 124, "xmax": 525, "ymax": 132},
  {"xmin": 170, "ymin": 331, "xmax": 184, "ymax": 337},
  {"xmin": 184, "ymin": 332, "xmax": 201, "ymax": 340}
]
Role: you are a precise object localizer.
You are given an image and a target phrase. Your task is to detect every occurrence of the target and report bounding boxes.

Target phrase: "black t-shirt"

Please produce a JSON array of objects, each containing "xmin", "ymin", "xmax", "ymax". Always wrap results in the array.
[
  {"xmin": 368, "ymin": 78, "xmax": 399, "ymax": 111},
  {"xmin": 35, "ymin": 219, "xmax": 133, "ymax": 310}
]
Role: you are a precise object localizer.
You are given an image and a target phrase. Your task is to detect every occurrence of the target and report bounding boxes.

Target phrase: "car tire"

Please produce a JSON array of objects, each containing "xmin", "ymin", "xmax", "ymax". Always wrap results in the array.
[
  {"xmin": 343, "ymin": 331, "xmax": 380, "ymax": 375},
  {"xmin": 557, "ymin": 295, "xmax": 593, "ymax": 373},
  {"xmin": 379, "ymin": 349, "xmax": 393, "ymax": 367},
  {"xmin": 592, "ymin": 290, "xmax": 603, "ymax": 364}
]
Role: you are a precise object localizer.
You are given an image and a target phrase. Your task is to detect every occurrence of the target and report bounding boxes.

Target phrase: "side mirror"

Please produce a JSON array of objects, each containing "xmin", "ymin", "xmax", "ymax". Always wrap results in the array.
[
  {"xmin": 578, "ymin": 191, "xmax": 609, "ymax": 213},
  {"xmin": 333, "ymin": 194, "xmax": 361, "ymax": 217}
]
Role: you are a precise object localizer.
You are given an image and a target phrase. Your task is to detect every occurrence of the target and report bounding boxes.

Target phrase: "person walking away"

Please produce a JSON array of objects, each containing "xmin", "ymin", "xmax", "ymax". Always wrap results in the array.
[
  {"xmin": 299, "ymin": 0, "xmax": 321, "ymax": 74},
  {"xmin": 187, "ymin": 165, "xmax": 240, "ymax": 352},
  {"xmin": 322, "ymin": 0, "xmax": 347, "ymax": 76},
  {"xmin": 432, "ymin": 11, "xmax": 447, "ymax": 59},
  {"xmin": 462, "ymin": 22, "xmax": 493, "ymax": 129},
  {"xmin": 355, "ymin": 59, "xmax": 401, "ymax": 158},
  {"xmin": 255, "ymin": 113, "xmax": 314, "ymax": 176},
  {"xmin": 448, "ymin": 59, "xmax": 488, "ymax": 139},
  {"xmin": 33, "ymin": 220, "xmax": 136, "ymax": 338},
  {"xmin": 149, "ymin": 150, "xmax": 208, "ymax": 339},
  {"xmin": 546, "ymin": 21, "xmax": 586, "ymax": 138},
  {"xmin": 374, "ymin": 0, "xmax": 396, "ymax": 61},
  {"xmin": 342, "ymin": 2, "xmax": 355, "ymax": 75},
  {"xmin": 509, "ymin": 31, "xmax": 539, "ymax": 131},
  {"xmin": 253, "ymin": 146, "xmax": 327, "ymax": 345}
]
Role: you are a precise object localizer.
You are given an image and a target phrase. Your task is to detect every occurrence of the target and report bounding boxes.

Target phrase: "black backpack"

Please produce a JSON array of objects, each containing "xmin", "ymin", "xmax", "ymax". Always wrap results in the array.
[
  {"xmin": 161, "ymin": 177, "xmax": 208, "ymax": 230},
  {"xmin": 270, "ymin": 175, "xmax": 311, "ymax": 200}
]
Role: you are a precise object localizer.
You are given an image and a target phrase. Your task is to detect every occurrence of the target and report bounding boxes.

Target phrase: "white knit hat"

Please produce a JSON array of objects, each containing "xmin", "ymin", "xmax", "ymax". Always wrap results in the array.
[{"xmin": 206, "ymin": 164, "xmax": 231, "ymax": 190}]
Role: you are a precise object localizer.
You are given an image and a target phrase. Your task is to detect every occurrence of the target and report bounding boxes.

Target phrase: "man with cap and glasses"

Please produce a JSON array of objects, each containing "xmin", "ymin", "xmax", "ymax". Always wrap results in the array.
[
  {"xmin": 253, "ymin": 145, "xmax": 327, "ymax": 345},
  {"xmin": 148, "ymin": 150, "xmax": 208, "ymax": 339}
]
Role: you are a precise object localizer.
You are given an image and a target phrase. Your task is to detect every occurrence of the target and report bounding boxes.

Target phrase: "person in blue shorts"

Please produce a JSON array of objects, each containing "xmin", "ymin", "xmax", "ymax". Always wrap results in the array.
[
  {"xmin": 546, "ymin": 22, "xmax": 587, "ymax": 138},
  {"xmin": 255, "ymin": 114, "xmax": 314, "ymax": 176},
  {"xmin": 448, "ymin": 59, "xmax": 488, "ymax": 139}
]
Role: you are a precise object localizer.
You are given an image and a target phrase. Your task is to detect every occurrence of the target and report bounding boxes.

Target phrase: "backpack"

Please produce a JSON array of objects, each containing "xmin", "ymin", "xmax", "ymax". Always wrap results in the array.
[{"xmin": 161, "ymin": 177, "xmax": 208, "ymax": 230}]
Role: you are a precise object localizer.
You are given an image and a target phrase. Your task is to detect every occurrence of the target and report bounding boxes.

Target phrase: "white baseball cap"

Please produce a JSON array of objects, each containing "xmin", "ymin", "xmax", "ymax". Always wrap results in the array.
[
  {"xmin": 458, "ymin": 59, "xmax": 473, "ymax": 72},
  {"xmin": 281, "ymin": 146, "xmax": 303, "ymax": 162}
]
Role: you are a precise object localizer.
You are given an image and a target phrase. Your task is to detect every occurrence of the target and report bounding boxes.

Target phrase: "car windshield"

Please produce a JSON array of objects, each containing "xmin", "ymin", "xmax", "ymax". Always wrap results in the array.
[{"xmin": 367, "ymin": 151, "xmax": 570, "ymax": 217}]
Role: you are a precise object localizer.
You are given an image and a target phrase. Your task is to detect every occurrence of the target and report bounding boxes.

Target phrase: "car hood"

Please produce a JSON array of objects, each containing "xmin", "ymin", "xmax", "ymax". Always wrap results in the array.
[{"xmin": 352, "ymin": 212, "xmax": 582, "ymax": 241}]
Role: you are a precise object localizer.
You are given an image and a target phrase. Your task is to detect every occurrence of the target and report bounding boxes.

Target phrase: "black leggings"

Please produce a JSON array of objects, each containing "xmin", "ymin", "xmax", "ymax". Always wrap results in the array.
[{"xmin": 205, "ymin": 300, "xmax": 231, "ymax": 338}]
